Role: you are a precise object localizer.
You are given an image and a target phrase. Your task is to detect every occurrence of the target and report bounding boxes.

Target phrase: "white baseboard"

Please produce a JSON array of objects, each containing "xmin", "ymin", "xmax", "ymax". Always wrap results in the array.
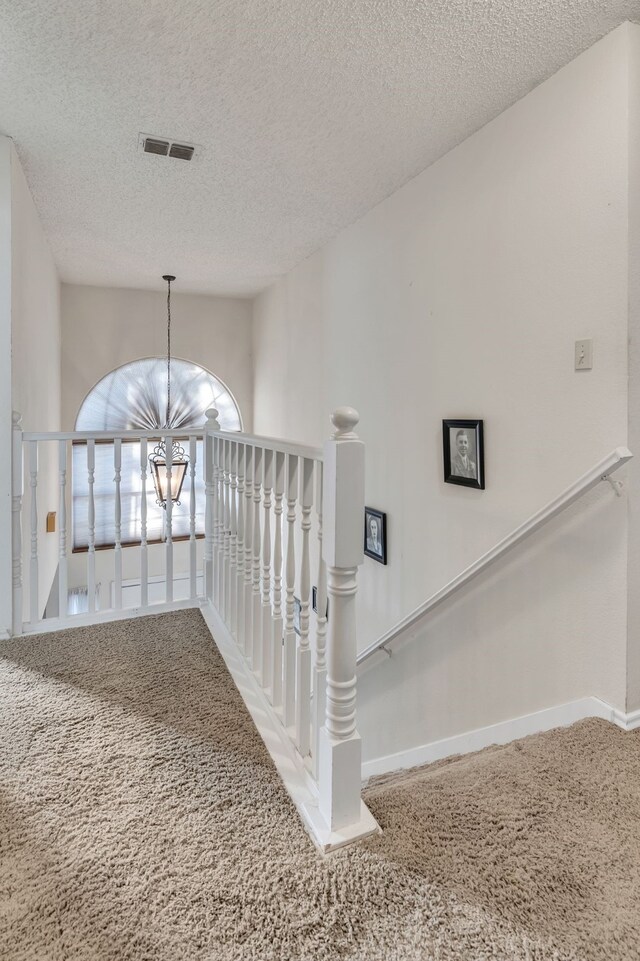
[
  {"xmin": 16, "ymin": 597, "xmax": 202, "ymax": 637},
  {"xmin": 200, "ymin": 601, "xmax": 379, "ymax": 853},
  {"xmin": 362, "ymin": 695, "xmax": 637, "ymax": 781},
  {"xmin": 612, "ymin": 705, "xmax": 640, "ymax": 731}
]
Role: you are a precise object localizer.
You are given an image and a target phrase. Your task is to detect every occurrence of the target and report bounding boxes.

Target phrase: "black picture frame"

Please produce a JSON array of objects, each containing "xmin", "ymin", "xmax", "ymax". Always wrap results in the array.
[
  {"xmin": 443, "ymin": 419, "xmax": 485, "ymax": 490},
  {"xmin": 364, "ymin": 507, "xmax": 387, "ymax": 564},
  {"xmin": 312, "ymin": 586, "xmax": 329, "ymax": 619}
]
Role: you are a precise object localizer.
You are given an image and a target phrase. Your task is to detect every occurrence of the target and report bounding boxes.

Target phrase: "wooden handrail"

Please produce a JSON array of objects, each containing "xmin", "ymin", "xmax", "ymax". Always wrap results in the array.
[{"xmin": 357, "ymin": 447, "xmax": 633, "ymax": 666}]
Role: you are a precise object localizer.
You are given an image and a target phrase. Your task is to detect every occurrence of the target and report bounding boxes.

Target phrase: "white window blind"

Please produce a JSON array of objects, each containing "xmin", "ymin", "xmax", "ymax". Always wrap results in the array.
[{"xmin": 72, "ymin": 440, "xmax": 204, "ymax": 550}]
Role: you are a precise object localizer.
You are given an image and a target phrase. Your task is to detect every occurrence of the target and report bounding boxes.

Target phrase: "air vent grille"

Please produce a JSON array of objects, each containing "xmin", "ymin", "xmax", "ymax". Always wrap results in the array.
[
  {"xmin": 143, "ymin": 137, "xmax": 169, "ymax": 156},
  {"xmin": 169, "ymin": 143, "xmax": 195, "ymax": 161},
  {"xmin": 140, "ymin": 134, "xmax": 197, "ymax": 162}
]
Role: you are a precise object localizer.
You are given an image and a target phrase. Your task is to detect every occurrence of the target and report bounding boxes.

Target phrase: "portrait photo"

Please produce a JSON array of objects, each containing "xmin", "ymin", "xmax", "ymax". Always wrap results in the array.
[
  {"xmin": 442, "ymin": 419, "xmax": 485, "ymax": 489},
  {"xmin": 312, "ymin": 585, "xmax": 329, "ymax": 619},
  {"xmin": 364, "ymin": 507, "xmax": 387, "ymax": 564}
]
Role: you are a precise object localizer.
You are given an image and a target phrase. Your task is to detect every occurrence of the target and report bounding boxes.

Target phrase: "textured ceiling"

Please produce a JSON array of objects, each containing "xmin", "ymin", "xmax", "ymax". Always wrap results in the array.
[{"xmin": 1, "ymin": 0, "xmax": 639, "ymax": 296}]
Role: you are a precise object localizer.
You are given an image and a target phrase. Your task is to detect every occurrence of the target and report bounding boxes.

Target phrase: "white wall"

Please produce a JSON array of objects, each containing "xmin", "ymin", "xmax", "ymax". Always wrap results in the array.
[
  {"xmin": 10, "ymin": 142, "xmax": 61, "ymax": 621},
  {"xmin": 253, "ymin": 26, "xmax": 634, "ymax": 761},
  {"xmin": 252, "ymin": 255, "xmax": 326, "ymax": 445},
  {"xmin": 61, "ymin": 284, "xmax": 253, "ymax": 431},
  {"xmin": 0, "ymin": 139, "xmax": 12, "ymax": 636},
  {"xmin": 627, "ymin": 25, "xmax": 640, "ymax": 712}
]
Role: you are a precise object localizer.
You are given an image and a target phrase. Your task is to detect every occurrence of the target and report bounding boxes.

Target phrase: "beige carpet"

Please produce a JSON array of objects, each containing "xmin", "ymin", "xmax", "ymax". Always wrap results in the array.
[{"xmin": 1, "ymin": 610, "xmax": 639, "ymax": 960}]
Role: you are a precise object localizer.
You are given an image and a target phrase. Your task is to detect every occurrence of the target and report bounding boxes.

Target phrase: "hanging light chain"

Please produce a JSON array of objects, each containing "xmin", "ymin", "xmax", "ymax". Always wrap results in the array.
[{"xmin": 162, "ymin": 273, "xmax": 176, "ymax": 429}]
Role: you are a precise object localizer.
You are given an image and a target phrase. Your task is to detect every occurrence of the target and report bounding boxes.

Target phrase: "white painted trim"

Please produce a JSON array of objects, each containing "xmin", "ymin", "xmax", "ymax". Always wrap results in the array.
[
  {"xmin": 358, "ymin": 446, "xmax": 633, "ymax": 665},
  {"xmin": 200, "ymin": 600, "xmax": 379, "ymax": 852},
  {"xmin": 612, "ymin": 705, "xmax": 640, "ymax": 731},
  {"xmin": 22, "ymin": 428, "xmax": 205, "ymax": 442},
  {"xmin": 361, "ymin": 696, "xmax": 634, "ymax": 780},
  {"xmin": 214, "ymin": 428, "xmax": 322, "ymax": 463},
  {"xmin": 111, "ymin": 570, "xmax": 204, "ymax": 608},
  {"xmin": 16, "ymin": 597, "xmax": 202, "ymax": 637}
]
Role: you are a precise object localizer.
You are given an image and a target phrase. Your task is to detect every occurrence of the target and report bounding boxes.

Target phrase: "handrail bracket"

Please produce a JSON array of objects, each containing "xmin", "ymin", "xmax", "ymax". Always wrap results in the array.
[{"xmin": 603, "ymin": 473, "xmax": 624, "ymax": 497}]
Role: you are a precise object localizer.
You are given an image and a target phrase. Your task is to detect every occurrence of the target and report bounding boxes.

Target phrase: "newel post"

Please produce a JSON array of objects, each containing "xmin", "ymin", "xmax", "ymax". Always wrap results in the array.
[
  {"xmin": 204, "ymin": 406, "xmax": 220, "ymax": 602},
  {"xmin": 318, "ymin": 407, "xmax": 364, "ymax": 831},
  {"xmin": 11, "ymin": 411, "xmax": 23, "ymax": 636}
]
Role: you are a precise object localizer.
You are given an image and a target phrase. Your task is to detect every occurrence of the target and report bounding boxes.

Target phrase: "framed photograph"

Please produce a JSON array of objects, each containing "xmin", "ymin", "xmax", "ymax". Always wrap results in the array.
[
  {"xmin": 293, "ymin": 596, "xmax": 301, "ymax": 635},
  {"xmin": 443, "ymin": 419, "xmax": 484, "ymax": 490},
  {"xmin": 312, "ymin": 586, "xmax": 328, "ymax": 619},
  {"xmin": 364, "ymin": 507, "xmax": 387, "ymax": 564}
]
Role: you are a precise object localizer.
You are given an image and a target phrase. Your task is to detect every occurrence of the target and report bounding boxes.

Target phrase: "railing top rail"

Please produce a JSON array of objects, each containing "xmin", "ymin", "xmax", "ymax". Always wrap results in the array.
[
  {"xmin": 21, "ymin": 426, "xmax": 323, "ymax": 459},
  {"xmin": 357, "ymin": 446, "xmax": 633, "ymax": 666},
  {"xmin": 214, "ymin": 427, "xmax": 323, "ymax": 462},
  {"xmin": 22, "ymin": 428, "xmax": 206, "ymax": 442}
]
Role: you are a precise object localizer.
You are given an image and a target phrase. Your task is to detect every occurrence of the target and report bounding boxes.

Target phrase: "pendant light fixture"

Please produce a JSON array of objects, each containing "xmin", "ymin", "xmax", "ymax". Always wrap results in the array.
[{"xmin": 149, "ymin": 275, "xmax": 189, "ymax": 508}]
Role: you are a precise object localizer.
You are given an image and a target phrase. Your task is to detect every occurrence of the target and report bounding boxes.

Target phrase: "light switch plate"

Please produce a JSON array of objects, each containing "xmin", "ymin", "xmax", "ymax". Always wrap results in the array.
[{"xmin": 575, "ymin": 339, "xmax": 593, "ymax": 371}]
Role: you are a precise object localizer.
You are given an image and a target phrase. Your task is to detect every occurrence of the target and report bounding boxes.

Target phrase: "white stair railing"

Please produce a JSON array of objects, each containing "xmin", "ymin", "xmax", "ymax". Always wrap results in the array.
[
  {"xmin": 12, "ymin": 407, "xmax": 376, "ymax": 845},
  {"xmin": 205, "ymin": 406, "xmax": 373, "ymax": 838},
  {"xmin": 357, "ymin": 445, "xmax": 633, "ymax": 665},
  {"xmin": 12, "ymin": 419, "xmax": 206, "ymax": 633}
]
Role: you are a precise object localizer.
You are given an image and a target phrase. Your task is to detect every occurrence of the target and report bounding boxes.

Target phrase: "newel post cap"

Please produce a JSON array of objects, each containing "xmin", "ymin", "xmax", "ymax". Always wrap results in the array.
[
  {"xmin": 205, "ymin": 407, "xmax": 221, "ymax": 431},
  {"xmin": 331, "ymin": 407, "xmax": 359, "ymax": 440},
  {"xmin": 12, "ymin": 411, "xmax": 22, "ymax": 429}
]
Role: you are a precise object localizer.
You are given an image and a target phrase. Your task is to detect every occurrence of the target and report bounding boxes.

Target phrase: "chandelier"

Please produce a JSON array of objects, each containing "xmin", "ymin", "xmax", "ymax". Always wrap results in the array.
[{"xmin": 149, "ymin": 275, "xmax": 189, "ymax": 508}]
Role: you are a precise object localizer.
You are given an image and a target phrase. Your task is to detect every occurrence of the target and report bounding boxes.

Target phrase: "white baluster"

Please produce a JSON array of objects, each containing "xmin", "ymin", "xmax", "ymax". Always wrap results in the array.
[
  {"xmin": 271, "ymin": 451, "xmax": 285, "ymax": 711},
  {"xmin": 58, "ymin": 438, "xmax": 68, "ymax": 621},
  {"xmin": 87, "ymin": 439, "xmax": 96, "ymax": 614},
  {"xmin": 295, "ymin": 457, "xmax": 313, "ymax": 756},
  {"xmin": 204, "ymin": 408, "xmax": 219, "ymax": 602},
  {"xmin": 236, "ymin": 444, "xmax": 246, "ymax": 653},
  {"xmin": 165, "ymin": 435, "xmax": 174, "ymax": 604},
  {"xmin": 222, "ymin": 439, "xmax": 231, "ymax": 622},
  {"xmin": 11, "ymin": 413, "xmax": 23, "ymax": 636},
  {"xmin": 189, "ymin": 435, "xmax": 197, "ymax": 599},
  {"xmin": 243, "ymin": 444, "xmax": 254, "ymax": 667},
  {"xmin": 140, "ymin": 437, "xmax": 148, "ymax": 608},
  {"xmin": 262, "ymin": 448, "xmax": 273, "ymax": 696},
  {"xmin": 214, "ymin": 435, "xmax": 223, "ymax": 607},
  {"xmin": 252, "ymin": 446, "xmax": 263, "ymax": 680},
  {"xmin": 318, "ymin": 408, "xmax": 365, "ymax": 831},
  {"xmin": 114, "ymin": 438, "xmax": 122, "ymax": 609},
  {"xmin": 312, "ymin": 461, "xmax": 327, "ymax": 780},
  {"xmin": 28, "ymin": 440, "xmax": 39, "ymax": 624},
  {"xmin": 283, "ymin": 453, "xmax": 298, "ymax": 728},
  {"xmin": 228, "ymin": 442, "xmax": 238, "ymax": 636}
]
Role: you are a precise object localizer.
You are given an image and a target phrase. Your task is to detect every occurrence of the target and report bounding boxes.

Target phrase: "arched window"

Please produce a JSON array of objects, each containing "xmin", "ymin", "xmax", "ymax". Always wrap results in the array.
[
  {"xmin": 75, "ymin": 357, "xmax": 242, "ymax": 432},
  {"xmin": 72, "ymin": 358, "xmax": 241, "ymax": 550}
]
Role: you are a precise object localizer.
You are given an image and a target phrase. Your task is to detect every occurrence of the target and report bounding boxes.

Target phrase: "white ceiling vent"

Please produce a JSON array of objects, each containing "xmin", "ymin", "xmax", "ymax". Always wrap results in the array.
[{"xmin": 138, "ymin": 133, "xmax": 197, "ymax": 162}]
